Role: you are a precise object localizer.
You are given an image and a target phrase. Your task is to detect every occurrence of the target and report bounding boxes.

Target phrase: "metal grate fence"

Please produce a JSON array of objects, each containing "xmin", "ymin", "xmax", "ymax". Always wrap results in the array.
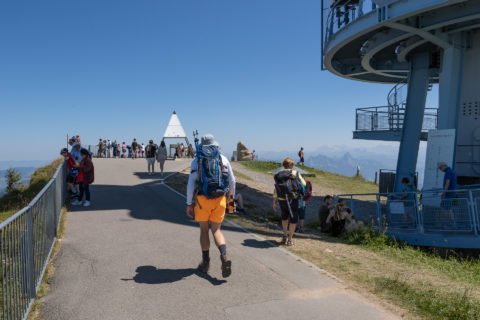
[
  {"xmin": 337, "ymin": 187, "xmax": 480, "ymax": 236},
  {"xmin": 0, "ymin": 161, "xmax": 67, "ymax": 320}
]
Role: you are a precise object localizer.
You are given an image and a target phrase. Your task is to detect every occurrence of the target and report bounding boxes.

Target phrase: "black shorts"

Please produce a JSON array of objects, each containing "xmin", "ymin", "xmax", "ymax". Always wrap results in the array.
[
  {"xmin": 279, "ymin": 199, "xmax": 299, "ymax": 224},
  {"xmin": 67, "ymin": 175, "xmax": 76, "ymax": 183}
]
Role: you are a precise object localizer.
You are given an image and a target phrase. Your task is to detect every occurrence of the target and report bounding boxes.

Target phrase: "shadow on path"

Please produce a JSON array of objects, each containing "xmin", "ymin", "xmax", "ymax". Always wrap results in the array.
[
  {"xmin": 241, "ymin": 239, "xmax": 274, "ymax": 249},
  {"xmin": 121, "ymin": 266, "xmax": 226, "ymax": 286},
  {"xmin": 77, "ymin": 181, "xmax": 246, "ymax": 234}
]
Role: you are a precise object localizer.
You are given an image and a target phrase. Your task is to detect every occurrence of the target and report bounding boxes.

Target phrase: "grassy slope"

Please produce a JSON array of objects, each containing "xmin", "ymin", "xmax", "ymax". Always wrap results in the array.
[
  {"xmin": 167, "ymin": 161, "xmax": 480, "ymax": 320},
  {"xmin": 240, "ymin": 161, "xmax": 378, "ymax": 195},
  {"xmin": 0, "ymin": 158, "xmax": 63, "ymax": 222}
]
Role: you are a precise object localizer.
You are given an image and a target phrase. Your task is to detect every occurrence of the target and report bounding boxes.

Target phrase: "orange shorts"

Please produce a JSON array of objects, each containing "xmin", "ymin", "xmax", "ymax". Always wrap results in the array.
[{"xmin": 194, "ymin": 195, "xmax": 227, "ymax": 224}]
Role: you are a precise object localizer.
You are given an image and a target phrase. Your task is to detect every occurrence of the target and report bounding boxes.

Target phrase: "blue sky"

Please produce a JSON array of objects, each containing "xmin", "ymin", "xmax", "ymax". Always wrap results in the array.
[{"xmin": 0, "ymin": 0, "xmax": 437, "ymax": 161}]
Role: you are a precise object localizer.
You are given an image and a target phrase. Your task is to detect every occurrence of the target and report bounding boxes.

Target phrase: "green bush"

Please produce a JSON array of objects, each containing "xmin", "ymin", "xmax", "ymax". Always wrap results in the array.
[
  {"xmin": 0, "ymin": 158, "xmax": 63, "ymax": 221},
  {"xmin": 5, "ymin": 168, "xmax": 23, "ymax": 193}
]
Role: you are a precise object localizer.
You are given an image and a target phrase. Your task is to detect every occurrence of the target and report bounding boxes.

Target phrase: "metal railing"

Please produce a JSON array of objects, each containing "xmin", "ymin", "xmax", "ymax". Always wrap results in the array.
[
  {"xmin": 336, "ymin": 187, "xmax": 480, "ymax": 236},
  {"xmin": 323, "ymin": 0, "xmax": 377, "ymax": 46},
  {"xmin": 355, "ymin": 106, "xmax": 438, "ymax": 132},
  {"xmin": 0, "ymin": 162, "xmax": 67, "ymax": 320}
]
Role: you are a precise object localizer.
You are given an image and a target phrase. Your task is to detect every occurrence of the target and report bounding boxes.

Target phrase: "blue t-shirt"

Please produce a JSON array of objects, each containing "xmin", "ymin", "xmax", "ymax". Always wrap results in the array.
[
  {"xmin": 402, "ymin": 184, "xmax": 416, "ymax": 200},
  {"xmin": 443, "ymin": 167, "xmax": 457, "ymax": 190}
]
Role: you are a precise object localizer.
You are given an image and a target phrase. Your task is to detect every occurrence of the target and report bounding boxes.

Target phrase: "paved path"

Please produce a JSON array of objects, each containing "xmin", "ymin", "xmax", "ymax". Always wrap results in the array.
[{"xmin": 40, "ymin": 158, "xmax": 398, "ymax": 320}]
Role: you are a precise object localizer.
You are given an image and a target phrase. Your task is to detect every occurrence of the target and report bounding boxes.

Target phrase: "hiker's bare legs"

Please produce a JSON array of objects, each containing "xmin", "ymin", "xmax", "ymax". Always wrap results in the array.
[
  {"xmin": 210, "ymin": 222, "xmax": 226, "ymax": 247},
  {"xmin": 288, "ymin": 223, "xmax": 296, "ymax": 241},
  {"xmin": 199, "ymin": 221, "xmax": 210, "ymax": 251},
  {"xmin": 282, "ymin": 219, "xmax": 289, "ymax": 237}
]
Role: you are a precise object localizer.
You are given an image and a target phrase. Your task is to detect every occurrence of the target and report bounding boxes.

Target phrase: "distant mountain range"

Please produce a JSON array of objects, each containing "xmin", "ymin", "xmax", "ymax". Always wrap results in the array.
[{"xmin": 256, "ymin": 144, "xmax": 426, "ymax": 186}]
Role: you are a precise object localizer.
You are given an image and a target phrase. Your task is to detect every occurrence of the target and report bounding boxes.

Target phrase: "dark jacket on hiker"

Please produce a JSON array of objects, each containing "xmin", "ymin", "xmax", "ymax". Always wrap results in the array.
[{"xmin": 80, "ymin": 157, "xmax": 95, "ymax": 185}]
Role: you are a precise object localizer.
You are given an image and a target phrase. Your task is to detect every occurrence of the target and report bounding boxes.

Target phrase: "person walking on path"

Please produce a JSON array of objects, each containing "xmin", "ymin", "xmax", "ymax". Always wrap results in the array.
[
  {"xmin": 186, "ymin": 134, "xmax": 236, "ymax": 278},
  {"xmin": 298, "ymin": 147, "xmax": 304, "ymax": 166},
  {"xmin": 273, "ymin": 158, "xmax": 307, "ymax": 246},
  {"xmin": 157, "ymin": 140, "xmax": 168, "ymax": 176},
  {"xmin": 131, "ymin": 139, "xmax": 138, "ymax": 159},
  {"xmin": 72, "ymin": 149, "xmax": 95, "ymax": 207},
  {"xmin": 145, "ymin": 140, "xmax": 158, "ymax": 175}
]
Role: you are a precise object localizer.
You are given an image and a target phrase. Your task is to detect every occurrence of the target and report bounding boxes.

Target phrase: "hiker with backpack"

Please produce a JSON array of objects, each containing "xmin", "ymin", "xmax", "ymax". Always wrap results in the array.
[
  {"xmin": 186, "ymin": 134, "xmax": 236, "ymax": 278},
  {"xmin": 145, "ymin": 140, "xmax": 158, "ymax": 175},
  {"xmin": 273, "ymin": 158, "xmax": 308, "ymax": 246}
]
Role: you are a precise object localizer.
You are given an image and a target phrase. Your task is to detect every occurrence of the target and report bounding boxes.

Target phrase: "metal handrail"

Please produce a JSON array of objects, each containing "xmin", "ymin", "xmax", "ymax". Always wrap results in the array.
[
  {"xmin": 324, "ymin": 0, "xmax": 376, "ymax": 46},
  {"xmin": 335, "ymin": 186, "xmax": 480, "ymax": 239},
  {"xmin": 355, "ymin": 105, "xmax": 438, "ymax": 132},
  {"xmin": 0, "ymin": 161, "xmax": 67, "ymax": 320}
]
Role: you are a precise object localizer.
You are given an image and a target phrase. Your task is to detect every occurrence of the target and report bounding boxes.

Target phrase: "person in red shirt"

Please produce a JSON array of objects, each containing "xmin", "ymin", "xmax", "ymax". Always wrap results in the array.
[
  {"xmin": 72, "ymin": 149, "xmax": 94, "ymax": 207},
  {"xmin": 61, "ymin": 148, "xmax": 79, "ymax": 196}
]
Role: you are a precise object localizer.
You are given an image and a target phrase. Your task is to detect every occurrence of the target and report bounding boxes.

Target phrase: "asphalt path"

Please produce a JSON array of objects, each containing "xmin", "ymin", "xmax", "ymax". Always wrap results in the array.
[{"xmin": 39, "ymin": 158, "xmax": 399, "ymax": 320}]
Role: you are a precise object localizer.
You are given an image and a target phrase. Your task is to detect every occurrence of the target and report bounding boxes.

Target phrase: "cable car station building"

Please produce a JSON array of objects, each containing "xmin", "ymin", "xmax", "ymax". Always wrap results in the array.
[{"xmin": 322, "ymin": 0, "xmax": 480, "ymax": 247}]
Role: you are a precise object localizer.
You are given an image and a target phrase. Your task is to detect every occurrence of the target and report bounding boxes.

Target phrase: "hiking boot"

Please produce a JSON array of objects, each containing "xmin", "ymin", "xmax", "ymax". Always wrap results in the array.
[
  {"xmin": 220, "ymin": 255, "xmax": 232, "ymax": 278},
  {"xmin": 197, "ymin": 260, "xmax": 210, "ymax": 273},
  {"xmin": 83, "ymin": 201, "xmax": 91, "ymax": 207},
  {"xmin": 280, "ymin": 235, "xmax": 287, "ymax": 244},
  {"xmin": 71, "ymin": 200, "xmax": 82, "ymax": 206},
  {"xmin": 286, "ymin": 239, "xmax": 293, "ymax": 246}
]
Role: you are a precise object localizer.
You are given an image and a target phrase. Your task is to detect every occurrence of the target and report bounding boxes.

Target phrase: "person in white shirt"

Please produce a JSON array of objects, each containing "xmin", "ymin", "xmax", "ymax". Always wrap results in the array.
[{"xmin": 186, "ymin": 134, "xmax": 236, "ymax": 278}]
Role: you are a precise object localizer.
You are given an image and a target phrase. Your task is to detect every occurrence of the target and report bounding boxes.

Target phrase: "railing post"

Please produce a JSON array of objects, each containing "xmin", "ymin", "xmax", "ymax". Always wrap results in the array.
[
  {"xmin": 469, "ymin": 191, "xmax": 478, "ymax": 236},
  {"xmin": 376, "ymin": 195, "xmax": 382, "ymax": 230},
  {"xmin": 25, "ymin": 206, "xmax": 36, "ymax": 299}
]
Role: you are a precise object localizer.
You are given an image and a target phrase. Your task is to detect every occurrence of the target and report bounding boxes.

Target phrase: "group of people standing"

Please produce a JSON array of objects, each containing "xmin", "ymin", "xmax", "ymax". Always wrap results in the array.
[
  {"xmin": 62, "ymin": 135, "xmax": 95, "ymax": 207},
  {"xmin": 97, "ymin": 139, "xmax": 146, "ymax": 159},
  {"xmin": 96, "ymin": 138, "xmax": 169, "ymax": 175}
]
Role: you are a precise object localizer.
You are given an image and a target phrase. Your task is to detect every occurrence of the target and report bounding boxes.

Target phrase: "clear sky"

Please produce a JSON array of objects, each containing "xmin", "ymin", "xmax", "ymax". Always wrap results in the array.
[{"xmin": 0, "ymin": 0, "xmax": 438, "ymax": 161}]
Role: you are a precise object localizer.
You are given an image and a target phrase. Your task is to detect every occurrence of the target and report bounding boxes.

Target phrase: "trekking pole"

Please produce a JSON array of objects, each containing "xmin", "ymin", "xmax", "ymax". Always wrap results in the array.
[{"xmin": 285, "ymin": 195, "xmax": 294, "ymax": 219}]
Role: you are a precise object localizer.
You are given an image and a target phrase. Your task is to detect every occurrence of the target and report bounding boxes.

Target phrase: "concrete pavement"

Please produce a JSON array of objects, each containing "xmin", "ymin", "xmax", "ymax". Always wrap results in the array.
[{"xmin": 39, "ymin": 158, "xmax": 399, "ymax": 320}]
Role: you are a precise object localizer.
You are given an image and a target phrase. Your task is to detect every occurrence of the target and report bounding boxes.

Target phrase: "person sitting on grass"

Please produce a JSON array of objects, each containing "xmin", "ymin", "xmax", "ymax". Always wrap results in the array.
[
  {"xmin": 273, "ymin": 157, "xmax": 307, "ymax": 246},
  {"xmin": 326, "ymin": 198, "xmax": 351, "ymax": 237},
  {"xmin": 344, "ymin": 207, "xmax": 364, "ymax": 233},
  {"xmin": 318, "ymin": 195, "xmax": 335, "ymax": 233}
]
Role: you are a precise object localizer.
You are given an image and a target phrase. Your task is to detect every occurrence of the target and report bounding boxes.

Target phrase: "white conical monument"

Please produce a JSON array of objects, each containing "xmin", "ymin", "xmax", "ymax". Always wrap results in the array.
[
  {"xmin": 163, "ymin": 111, "xmax": 187, "ymax": 139},
  {"xmin": 162, "ymin": 111, "xmax": 193, "ymax": 158}
]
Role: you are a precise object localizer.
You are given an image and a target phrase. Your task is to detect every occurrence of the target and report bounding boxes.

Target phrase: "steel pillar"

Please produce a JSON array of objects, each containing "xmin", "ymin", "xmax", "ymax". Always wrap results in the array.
[
  {"xmin": 438, "ymin": 34, "xmax": 464, "ymax": 130},
  {"xmin": 437, "ymin": 33, "xmax": 464, "ymax": 169},
  {"xmin": 394, "ymin": 52, "xmax": 430, "ymax": 192}
]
